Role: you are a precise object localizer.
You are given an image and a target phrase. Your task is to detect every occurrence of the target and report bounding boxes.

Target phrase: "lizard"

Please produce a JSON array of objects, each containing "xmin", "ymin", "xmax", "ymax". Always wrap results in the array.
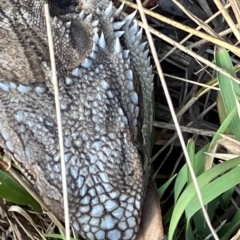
[{"xmin": 0, "ymin": 0, "xmax": 153, "ymax": 239}]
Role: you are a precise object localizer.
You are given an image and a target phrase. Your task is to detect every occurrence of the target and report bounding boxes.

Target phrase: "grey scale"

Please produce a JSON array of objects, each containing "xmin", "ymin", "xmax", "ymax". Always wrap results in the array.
[{"xmin": 0, "ymin": 1, "xmax": 153, "ymax": 240}]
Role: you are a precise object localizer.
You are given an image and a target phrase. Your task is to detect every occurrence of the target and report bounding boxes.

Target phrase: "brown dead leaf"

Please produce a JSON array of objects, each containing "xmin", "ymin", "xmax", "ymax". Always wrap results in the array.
[
  {"xmin": 231, "ymin": 228, "xmax": 240, "ymax": 240},
  {"xmin": 218, "ymin": 134, "xmax": 240, "ymax": 155},
  {"xmin": 205, "ymin": 142, "xmax": 219, "ymax": 170},
  {"xmin": 136, "ymin": 183, "xmax": 164, "ymax": 240}
]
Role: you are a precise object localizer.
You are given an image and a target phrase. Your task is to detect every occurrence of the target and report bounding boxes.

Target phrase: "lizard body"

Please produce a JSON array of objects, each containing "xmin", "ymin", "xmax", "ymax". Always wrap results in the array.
[{"xmin": 0, "ymin": 1, "xmax": 153, "ymax": 239}]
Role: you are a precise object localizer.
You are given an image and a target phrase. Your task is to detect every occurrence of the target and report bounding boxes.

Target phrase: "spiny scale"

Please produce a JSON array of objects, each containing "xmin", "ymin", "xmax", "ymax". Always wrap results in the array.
[{"xmin": 0, "ymin": 1, "xmax": 153, "ymax": 240}]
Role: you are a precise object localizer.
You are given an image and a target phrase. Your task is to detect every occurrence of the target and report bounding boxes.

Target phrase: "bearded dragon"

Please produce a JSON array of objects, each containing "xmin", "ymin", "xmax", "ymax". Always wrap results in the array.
[{"xmin": 0, "ymin": 0, "xmax": 153, "ymax": 239}]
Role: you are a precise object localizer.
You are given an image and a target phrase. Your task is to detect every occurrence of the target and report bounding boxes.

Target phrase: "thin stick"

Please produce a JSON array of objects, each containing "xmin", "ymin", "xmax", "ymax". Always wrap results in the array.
[
  {"xmin": 135, "ymin": 0, "xmax": 219, "ymax": 239},
  {"xmin": 44, "ymin": 4, "xmax": 70, "ymax": 240},
  {"xmin": 153, "ymin": 121, "xmax": 218, "ymax": 137}
]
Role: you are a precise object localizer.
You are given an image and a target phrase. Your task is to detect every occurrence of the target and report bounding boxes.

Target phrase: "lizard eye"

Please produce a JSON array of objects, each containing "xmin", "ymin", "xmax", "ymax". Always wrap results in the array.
[{"xmin": 46, "ymin": 0, "xmax": 77, "ymax": 15}]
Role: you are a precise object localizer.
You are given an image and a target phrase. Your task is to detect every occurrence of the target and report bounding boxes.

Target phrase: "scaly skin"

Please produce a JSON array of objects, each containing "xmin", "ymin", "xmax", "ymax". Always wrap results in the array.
[{"xmin": 0, "ymin": 0, "xmax": 153, "ymax": 239}]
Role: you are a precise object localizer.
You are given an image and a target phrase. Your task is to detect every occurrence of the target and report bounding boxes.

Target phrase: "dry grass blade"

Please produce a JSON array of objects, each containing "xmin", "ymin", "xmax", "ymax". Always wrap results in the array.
[
  {"xmin": 133, "ymin": 20, "xmax": 240, "ymax": 86},
  {"xmin": 205, "ymin": 153, "xmax": 240, "ymax": 161},
  {"xmin": 161, "ymin": 3, "xmax": 230, "ymax": 62},
  {"xmin": 213, "ymin": 0, "xmax": 240, "ymax": 43},
  {"xmin": 7, "ymin": 218, "xmax": 26, "ymax": 240},
  {"xmin": 152, "ymin": 102, "xmax": 216, "ymax": 163},
  {"xmin": 5, "ymin": 164, "xmax": 65, "ymax": 233},
  {"xmin": 205, "ymin": 142, "xmax": 219, "ymax": 170},
  {"xmin": 163, "ymin": 73, "xmax": 220, "ymax": 90},
  {"xmin": 172, "ymin": 0, "xmax": 221, "ymax": 38},
  {"xmin": 218, "ymin": 134, "xmax": 240, "ymax": 155},
  {"xmin": 9, "ymin": 206, "xmax": 47, "ymax": 240},
  {"xmin": 230, "ymin": 0, "xmax": 240, "ymax": 27},
  {"xmin": 153, "ymin": 121, "xmax": 219, "ymax": 137},
  {"xmin": 44, "ymin": 4, "xmax": 70, "ymax": 239}
]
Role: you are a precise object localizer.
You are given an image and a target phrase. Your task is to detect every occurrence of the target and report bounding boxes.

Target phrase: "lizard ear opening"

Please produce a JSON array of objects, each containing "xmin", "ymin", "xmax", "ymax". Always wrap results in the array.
[{"xmin": 69, "ymin": 20, "xmax": 92, "ymax": 52}]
